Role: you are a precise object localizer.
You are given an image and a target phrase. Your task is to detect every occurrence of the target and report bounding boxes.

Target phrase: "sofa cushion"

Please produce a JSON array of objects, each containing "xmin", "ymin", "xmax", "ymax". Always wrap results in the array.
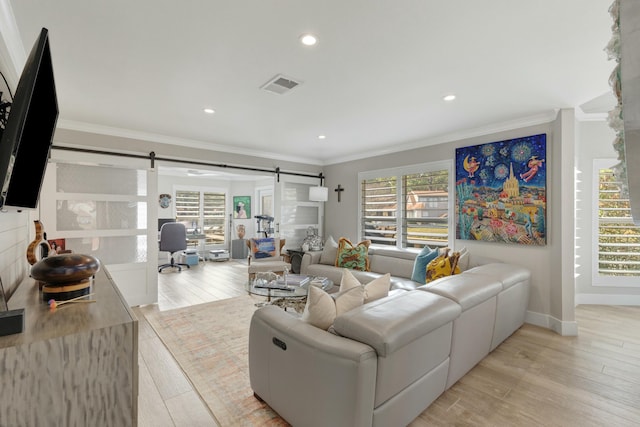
[
  {"xmin": 462, "ymin": 263, "xmax": 530, "ymax": 290},
  {"xmin": 411, "ymin": 246, "xmax": 439, "ymax": 284},
  {"xmin": 336, "ymin": 238, "xmax": 370, "ymax": 271},
  {"xmin": 340, "ymin": 268, "xmax": 390, "ymax": 303},
  {"xmin": 320, "ymin": 235, "xmax": 339, "ymax": 265},
  {"xmin": 333, "ymin": 290, "xmax": 461, "ymax": 356},
  {"xmin": 421, "ymin": 274, "xmax": 502, "ymax": 311},
  {"xmin": 368, "ymin": 249, "xmax": 416, "ymax": 280},
  {"xmin": 301, "ymin": 284, "xmax": 364, "ymax": 330}
]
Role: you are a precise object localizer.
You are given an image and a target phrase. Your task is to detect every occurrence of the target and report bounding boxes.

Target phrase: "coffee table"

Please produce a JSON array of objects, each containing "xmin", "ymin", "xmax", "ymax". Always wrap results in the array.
[{"xmin": 246, "ymin": 276, "xmax": 334, "ymax": 311}]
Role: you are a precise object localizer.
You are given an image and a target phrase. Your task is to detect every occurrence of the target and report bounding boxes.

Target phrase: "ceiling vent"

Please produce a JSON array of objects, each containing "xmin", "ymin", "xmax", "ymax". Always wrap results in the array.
[{"xmin": 260, "ymin": 74, "xmax": 302, "ymax": 95}]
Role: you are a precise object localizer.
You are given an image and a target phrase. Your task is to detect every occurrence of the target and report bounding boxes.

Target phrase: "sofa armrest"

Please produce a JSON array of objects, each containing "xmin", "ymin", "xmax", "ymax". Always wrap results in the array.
[
  {"xmin": 249, "ymin": 306, "xmax": 377, "ymax": 427},
  {"xmin": 300, "ymin": 250, "xmax": 323, "ymax": 273}
]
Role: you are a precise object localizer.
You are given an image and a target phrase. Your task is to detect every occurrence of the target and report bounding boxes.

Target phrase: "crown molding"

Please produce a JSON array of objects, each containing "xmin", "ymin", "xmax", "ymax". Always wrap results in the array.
[
  {"xmin": 59, "ymin": 110, "xmax": 563, "ymax": 168},
  {"xmin": 322, "ymin": 110, "xmax": 559, "ymax": 165},
  {"xmin": 56, "ymin": 119, "xmax": 324, "ymax": 166}
]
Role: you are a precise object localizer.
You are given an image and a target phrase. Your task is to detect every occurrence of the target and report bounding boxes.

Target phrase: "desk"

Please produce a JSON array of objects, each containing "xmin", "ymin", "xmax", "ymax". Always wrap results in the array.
[{"xmin": 186, "ymin": 233, "xmax": 207, "ymax": 259}]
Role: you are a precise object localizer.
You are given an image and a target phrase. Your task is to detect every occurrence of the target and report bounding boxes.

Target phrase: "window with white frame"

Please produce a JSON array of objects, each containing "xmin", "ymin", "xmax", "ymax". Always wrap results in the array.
[
  {"xmin": 592, "ymin": 159, "xmax": 640, "ymax": 285},
  {"xmin": 359, "ymin": 161, "xmax": 453, "ymax": 249},
  {"xmin": 175, "ymin": 189, "xmax": 226, "ymax": 245}
]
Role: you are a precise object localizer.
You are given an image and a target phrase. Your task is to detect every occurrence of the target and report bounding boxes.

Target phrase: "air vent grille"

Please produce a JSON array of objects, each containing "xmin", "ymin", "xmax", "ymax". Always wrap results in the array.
[{"xmin": 261, "ymin": 74, "xmax": 302, "ymax": 95}]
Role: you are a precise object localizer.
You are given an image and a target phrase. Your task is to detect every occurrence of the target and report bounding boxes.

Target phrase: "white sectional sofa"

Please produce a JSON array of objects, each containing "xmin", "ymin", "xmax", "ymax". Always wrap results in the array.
[{"xmin": 249, "ymin": 255, "xmax": 531, "ymax": 427}]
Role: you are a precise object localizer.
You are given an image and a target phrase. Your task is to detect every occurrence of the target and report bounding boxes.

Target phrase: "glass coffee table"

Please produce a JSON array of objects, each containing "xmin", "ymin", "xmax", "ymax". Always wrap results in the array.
[{"xmin": 246, "ymin": 276, "xmax": 334, "ymax": 311}]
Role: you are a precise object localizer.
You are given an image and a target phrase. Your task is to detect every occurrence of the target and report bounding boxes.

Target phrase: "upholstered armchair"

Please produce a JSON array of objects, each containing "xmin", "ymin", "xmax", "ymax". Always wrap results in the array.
[{"xmin": 247, "ymin": 238, "xmax": 291, "ymax": 280}]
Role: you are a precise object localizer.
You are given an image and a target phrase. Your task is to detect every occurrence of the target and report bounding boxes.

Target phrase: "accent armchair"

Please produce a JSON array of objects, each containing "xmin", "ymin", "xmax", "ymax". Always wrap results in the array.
[{"xmin": 247, "ymin": 238, "xmax": 291, "ymax": 280}]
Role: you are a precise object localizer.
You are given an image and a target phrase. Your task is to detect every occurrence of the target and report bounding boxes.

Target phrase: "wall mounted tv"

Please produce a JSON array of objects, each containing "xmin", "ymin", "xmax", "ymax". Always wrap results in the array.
[{"xmin": 0, "ymin": 27, "xmax": 58, "ymax": 211}]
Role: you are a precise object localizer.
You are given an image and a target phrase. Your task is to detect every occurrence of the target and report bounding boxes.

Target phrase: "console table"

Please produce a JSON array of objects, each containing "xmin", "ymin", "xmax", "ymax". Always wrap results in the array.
[{"xmin": 0, "ymin": 268, "xmax": 138, "ymax": 427}]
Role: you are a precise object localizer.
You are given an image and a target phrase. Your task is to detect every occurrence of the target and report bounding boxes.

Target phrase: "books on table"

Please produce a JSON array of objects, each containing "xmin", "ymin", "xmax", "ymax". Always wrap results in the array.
[
  {"xmin": 275, "ymin": 274, "xmax": 310, "ymax": 286},
  {"xmin": 310, "ymin": 277, "xmax": 330, "ymax": 287}
]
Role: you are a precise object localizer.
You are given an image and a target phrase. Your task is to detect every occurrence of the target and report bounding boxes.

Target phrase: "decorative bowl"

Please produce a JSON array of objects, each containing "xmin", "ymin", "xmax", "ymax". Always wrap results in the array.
[{"xmin": 31, "ymin": 254, "xmax": 101, "ymax": 285}]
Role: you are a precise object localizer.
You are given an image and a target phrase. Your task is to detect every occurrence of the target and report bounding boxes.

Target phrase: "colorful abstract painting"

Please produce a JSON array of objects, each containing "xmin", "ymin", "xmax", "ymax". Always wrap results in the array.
[{"xmin": 455, "ymin": 134, "xmax": 547, "ymax": 245}]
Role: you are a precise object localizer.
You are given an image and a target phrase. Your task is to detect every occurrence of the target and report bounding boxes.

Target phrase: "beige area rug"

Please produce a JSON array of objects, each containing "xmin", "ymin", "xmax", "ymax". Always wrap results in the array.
[{"xmin": 146, "ymin": 295, "xmax": 289, "ymax": 426}]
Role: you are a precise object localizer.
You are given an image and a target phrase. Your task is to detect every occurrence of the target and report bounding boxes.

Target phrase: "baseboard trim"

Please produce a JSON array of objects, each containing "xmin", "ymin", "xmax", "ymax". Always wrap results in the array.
[
  {"xmin": 524, "ymin": 310, "xmax": 578, "ymax": 336},
  {"xmin": 575, "ymin": 293, "xmax": 640, "ymax": 306}
]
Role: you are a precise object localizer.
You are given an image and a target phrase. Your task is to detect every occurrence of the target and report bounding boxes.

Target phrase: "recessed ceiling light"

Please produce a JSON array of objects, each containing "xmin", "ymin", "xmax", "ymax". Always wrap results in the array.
[
  {"xmin": 300, "ymin": 34, "xmax": 318, "ymax": 46},
  {"xmin": 203, "ymin": 108, "xmax": 215, "ymax": 114},
  {"xmin": 443, "ymin": 94, "xmax": 456, "ymax": 102},
  {"xmin": 318, "ymin": 135, "xmax": 326, "ymax": 140}
]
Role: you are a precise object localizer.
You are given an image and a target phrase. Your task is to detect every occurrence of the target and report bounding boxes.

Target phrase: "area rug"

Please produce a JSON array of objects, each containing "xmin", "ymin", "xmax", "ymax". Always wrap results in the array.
[{"xmin": 145, "ymin": 295, "xmax": 289, "ymax": 426}]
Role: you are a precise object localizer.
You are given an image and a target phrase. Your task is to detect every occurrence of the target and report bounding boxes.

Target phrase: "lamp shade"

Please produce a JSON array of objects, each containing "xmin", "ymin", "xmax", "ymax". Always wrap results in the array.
[{"xmin": 309, "ymin": 186, "xmax": 328, "ymax": 202}]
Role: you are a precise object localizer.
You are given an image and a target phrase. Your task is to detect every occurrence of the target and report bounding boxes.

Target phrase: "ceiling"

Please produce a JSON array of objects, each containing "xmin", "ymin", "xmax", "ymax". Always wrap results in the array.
[{"xmin": 5, "ymin": 0, "xmax": 615, "ymax": 165}]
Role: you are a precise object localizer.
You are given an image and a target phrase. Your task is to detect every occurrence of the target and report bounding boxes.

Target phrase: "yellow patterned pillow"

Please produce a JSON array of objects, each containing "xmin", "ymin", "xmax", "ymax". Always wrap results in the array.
[
  {"xmin": 335, "ymin": 237, "xmax": 370, "ymax": 271},
  {"xmin": 425, "ymin": 251, "xmax": 461, "ymax": 283}
]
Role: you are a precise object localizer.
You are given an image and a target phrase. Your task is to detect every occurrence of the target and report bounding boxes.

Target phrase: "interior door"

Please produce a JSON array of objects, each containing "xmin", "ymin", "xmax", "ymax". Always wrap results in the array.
[
  {"xmin": 39, "ymin": 150, "xmax": 158, "ymax": 306},
  {"xmin": 275, "ymin": 174, "xmax": 325, "ymax": 250}
]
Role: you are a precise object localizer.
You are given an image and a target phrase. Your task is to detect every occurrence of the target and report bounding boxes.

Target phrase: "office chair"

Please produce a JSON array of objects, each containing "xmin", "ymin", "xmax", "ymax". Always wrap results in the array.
[{"xmin": 158, "ymin": 222, "xmax": 190, "ymax": 272}]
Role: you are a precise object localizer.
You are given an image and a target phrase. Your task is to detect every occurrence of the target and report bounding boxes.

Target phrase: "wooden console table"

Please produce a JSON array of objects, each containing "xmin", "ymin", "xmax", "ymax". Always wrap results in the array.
[{"xmin": 0, "ymin": 268, "xmax": 138, "ymax": 427}]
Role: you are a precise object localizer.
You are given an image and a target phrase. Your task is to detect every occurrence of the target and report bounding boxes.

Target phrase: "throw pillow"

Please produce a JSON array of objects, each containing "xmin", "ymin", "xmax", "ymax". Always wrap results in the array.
[
  {"xmin": 411, "ymin": 245, "xmax": 438, "ymax": 283},
  {"xmin": 319, "ymin": 235, "xmax": 339, "ymax": 265},
  {"xmin": 301, "ymin": 284, "xmax": 364, "ymax": 330},
  {"xmin": 456, "ymin": 247, "xmax": 470, "ymax": 271},
  {"xmin": 250, "ymin": 237, "xmax": 277, "ymax": 259},
  {"xmin": 335, "ymin": 237, "xmax": 371, "ymax": 271},
  {"xmin": 425, "ymin": 251, "xmax": 461, "ymax": 283},
  {"xmin": 339, "ymin": 268, "xmax": 390, "ymax": 303}
]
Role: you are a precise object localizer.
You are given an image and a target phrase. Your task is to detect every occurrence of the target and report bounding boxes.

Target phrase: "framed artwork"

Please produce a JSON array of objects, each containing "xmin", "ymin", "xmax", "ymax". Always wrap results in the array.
[
  {"xmin": 158, "ymin": 193, "xmax": 172, "ymax": 209},
  {"xmin": 455, "ymin": 133, "xmax": 547, "ymax": 245},
  {"xmin": 48, "ymin": 238, "xmax": 66, "ymax": 255},
  {"xmin": 233, "ymin": 196, "xmax": 251, "ymax": 219}
]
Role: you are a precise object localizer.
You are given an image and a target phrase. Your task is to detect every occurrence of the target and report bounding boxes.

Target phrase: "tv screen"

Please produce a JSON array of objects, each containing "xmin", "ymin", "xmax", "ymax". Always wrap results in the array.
[{"xmin": 0, "ymin": 28, "xmax": 58, "ymax": 210}]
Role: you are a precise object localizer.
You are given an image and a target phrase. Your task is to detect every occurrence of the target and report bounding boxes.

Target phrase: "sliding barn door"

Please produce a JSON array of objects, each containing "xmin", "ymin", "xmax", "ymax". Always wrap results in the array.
[
  {"xmin": 39, "ymin": 150, "xmax": 157, "ymax": 306},
  {"xmin": 275, "ymin": 174, "xmax": 324, "ymax": 249}
]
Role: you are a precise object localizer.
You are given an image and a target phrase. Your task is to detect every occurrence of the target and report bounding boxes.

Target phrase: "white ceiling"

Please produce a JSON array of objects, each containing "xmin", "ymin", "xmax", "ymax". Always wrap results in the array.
[{"xmin": 6, "ymin": 0, "xmax": 615, "ymax": 165}]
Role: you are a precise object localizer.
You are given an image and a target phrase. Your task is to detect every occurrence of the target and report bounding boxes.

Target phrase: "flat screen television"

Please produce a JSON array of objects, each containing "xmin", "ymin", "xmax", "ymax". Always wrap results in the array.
[{"xmin": 0, "ymin": 27, "xmax": 58, "ymax": 211}]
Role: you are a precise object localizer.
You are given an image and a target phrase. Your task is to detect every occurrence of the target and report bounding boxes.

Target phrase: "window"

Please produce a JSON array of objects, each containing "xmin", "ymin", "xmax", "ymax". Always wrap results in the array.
[
  {"xmin": 175, "ymin": 189, "xmax": 226, "ymax": 245},
  {"xmin": 360, "ymin": 161, "xmax": 452, "ymax": 249},
  {"xmin": 592, "ymin": 159, "xmax": 640, "ymax": 285}
]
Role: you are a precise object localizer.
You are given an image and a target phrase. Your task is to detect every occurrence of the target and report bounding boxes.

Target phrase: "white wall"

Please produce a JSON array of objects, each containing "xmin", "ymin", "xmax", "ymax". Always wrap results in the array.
[{"xmin": 575, "ymin": 120, "xmax": 640, "ymax": 304}]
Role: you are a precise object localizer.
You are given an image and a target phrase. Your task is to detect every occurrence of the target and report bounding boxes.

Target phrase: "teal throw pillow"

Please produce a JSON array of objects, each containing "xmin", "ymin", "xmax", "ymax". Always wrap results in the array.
[{"xmin": 411, "ymin": 246, "xmax": 438, "ymax": 284}]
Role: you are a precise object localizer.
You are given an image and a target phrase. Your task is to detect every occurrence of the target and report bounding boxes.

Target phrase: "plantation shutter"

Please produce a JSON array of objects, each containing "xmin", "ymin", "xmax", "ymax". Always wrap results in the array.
[
  {"xmin": 176, "ymin": 190, "xmax": 227, "ymax": 246},
  {"xmin": 361, "ymin": 176, "xmax": 397, "ymax": 246},
  {"xmin": 597, "ymin": 168, "xmax": 640, "ymax": 276},
  {"xmin": 175, "ymin": 190, "xmax": 200, "ymax": 232},
  {"xmin": 203, "ymin": 192, "xmax": 225, "ymax": 244},
  {"xmin": 403, "ymin": 169, "xmax": 449, "ymax": 248}
]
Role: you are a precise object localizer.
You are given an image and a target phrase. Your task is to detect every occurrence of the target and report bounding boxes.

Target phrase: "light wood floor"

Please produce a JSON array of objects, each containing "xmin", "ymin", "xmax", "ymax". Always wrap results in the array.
[
  {"xmin": 134, "ymin": 260, "xmax": 640, "ymax": 427},
  {"xmin": 134, "ymin": 259, "xmax": 248, "ymax": 427}
]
